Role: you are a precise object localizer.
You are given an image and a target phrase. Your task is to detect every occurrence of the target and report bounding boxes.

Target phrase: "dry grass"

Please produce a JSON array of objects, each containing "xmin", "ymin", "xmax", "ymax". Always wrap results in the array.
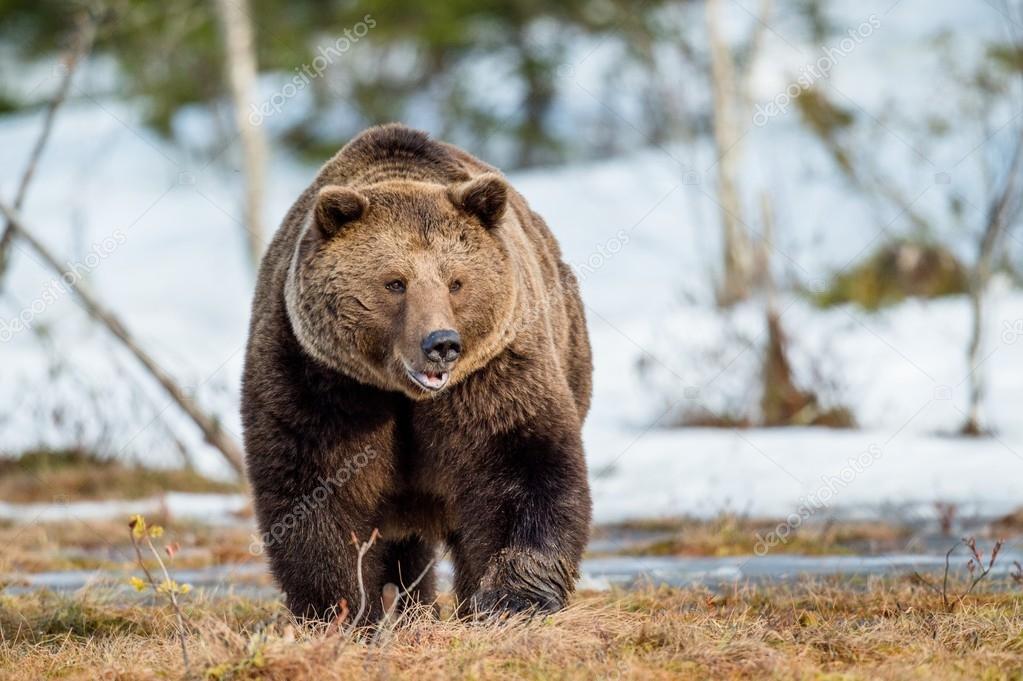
[
  {"xmin": 595, "ymin": 515, "xmax": 912, "ymax": 557},
  {"xmin": 0, "ymin": 519, "xmax": 260, "ymax": 574},
  {"xmin": 0, "ymin": 448, "xmax": 241, "ymax": 503},
  {"xmin": 2, "ymin": 579, "xmax": 1023, "ymax": 680}
]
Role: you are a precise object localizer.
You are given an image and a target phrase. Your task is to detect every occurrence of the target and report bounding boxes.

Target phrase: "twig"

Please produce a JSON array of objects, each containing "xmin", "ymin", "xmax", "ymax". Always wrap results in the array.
[
  {"xmin": 914, "ymin": 537, "xmax": 1005, "ymax": 612},
  {"xmin": 957, "ymin": 538, "xmax": 1004, "ymax": 607},
  {"xmin": 1010, "ymin": 560, "xmax": 1023, "ymax": 587},
  {"xmin": 370, "ymin": 547, "xmax": 447, "ymax": 647},
  {"xmin": 346, "ymin": 528, "xmax": 380, "ymax": 634},
  {"xmin": 128, "ymin": 516, "xmax": 192, "ymax": 675},
  {"xmin": 0, "ymin": 11, "xmax": 98, "ymax": 288},
  {"xmin": 397, "ymin": 549, "xmax": 444, "ymax": 603},
  {"xmin": 909, "ymin": 570, "xmax": 943, "ymax": 598},
  {"xmin": 145, "ymin": 533, "xmax": 191, "ymax": 649},
  {"xmin": 0, "ymin": 201, "xmax": 246, "ymax": 473},
  {"xmin": 941, "ymin": 540, "xmax": 957, "ymax": 612},
  {"xmin": 327, "ymin": 598, "xmax": 351, "ymax": 635}
]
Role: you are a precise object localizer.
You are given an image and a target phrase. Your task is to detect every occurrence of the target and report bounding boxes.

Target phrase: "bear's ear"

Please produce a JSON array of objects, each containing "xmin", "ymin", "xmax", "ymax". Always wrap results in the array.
[
  {"xmin": 314, "ymin": 185, "xmax": 368, "ymax": 236},
  {"xmin": 447, "ymin": 173, "xmax": 508, "ymax": 228}
]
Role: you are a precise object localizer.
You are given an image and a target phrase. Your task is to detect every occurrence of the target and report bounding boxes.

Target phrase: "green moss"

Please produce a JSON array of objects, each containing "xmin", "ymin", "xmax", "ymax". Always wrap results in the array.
[
  {"xmin": 0, "ymin": 88, "xmax": 21, "ymax": 114},
  {"xmin": 796, "ymin": 88, "xmax": 856, "ymax": 136},
  {"xmin": 989, "ymin": 44, "xmax": 1023, "ymax": 73},
  {"xmin": 813, "ymin": 240, "xmax": 969, "ymax": 310}
]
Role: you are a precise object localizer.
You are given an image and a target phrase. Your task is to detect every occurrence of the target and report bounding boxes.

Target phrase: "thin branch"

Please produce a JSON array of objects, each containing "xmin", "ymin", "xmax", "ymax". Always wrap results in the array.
[
  {"xmin": 978, "ymin": 126, "xmax": 1023, "ymax": 281},
  {"xmin": 941, "ymin": 541, "xmax": 957, "ymax": 612},
  {"xmin": 346, "ymin": 528, "xmax": 380, "ymax": 635},
  {"xmin": 398, "ymin": 548, "xmax": 445, "ymax": 603},
  {"xmin": 143, "ymin": 531, "xmax": 192, "ymax": 654},
  {"xmin": 0, "ymin": 12, "xmax": 98, "ymax": 289},
  {"xmin": 917, "ymin": 537, "xmax": 1006, "ymax": 613},
  {"xmin": 957, "ymin": 538, "xmax": 1004, "ymax": 608},
  {"xmin": 0, "ymin": 201, "xmax": 246, "ymax": 474},
  {"xmin": 369, "ymin": 547, "xmax": 446, "ymax": 652},
  {"xmin": 129, "ymin": 518, "xmax": 191, "ymax": 674}
]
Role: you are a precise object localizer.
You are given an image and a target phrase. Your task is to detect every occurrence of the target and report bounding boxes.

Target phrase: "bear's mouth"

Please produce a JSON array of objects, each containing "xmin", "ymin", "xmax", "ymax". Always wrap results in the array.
[{"xmin": 403, "ymin": 363, "xmax": 450, "ymax": 392}]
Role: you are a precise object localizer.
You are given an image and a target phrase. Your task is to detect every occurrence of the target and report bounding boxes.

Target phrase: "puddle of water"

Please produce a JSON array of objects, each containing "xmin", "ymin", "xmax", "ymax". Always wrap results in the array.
[{"xmin": 8, "ymin": 550, "xmax": 1021, "ymax": 597}]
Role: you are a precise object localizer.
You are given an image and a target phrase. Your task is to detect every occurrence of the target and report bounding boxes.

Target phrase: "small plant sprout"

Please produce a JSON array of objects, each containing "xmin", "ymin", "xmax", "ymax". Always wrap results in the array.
[
  {"xmin": 912, "ymin": 536, "xmax": 1005, "ymax": 613},
  {"xmin": 128, "ymin": 514, "xmax": 193, "ymax": 673}
]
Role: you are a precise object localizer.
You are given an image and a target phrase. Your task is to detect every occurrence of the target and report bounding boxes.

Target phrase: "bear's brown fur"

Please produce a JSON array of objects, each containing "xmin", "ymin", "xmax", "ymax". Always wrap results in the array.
[{"xmin": 241, "ymin": 124, "xmax": 592, "ymax": 619}]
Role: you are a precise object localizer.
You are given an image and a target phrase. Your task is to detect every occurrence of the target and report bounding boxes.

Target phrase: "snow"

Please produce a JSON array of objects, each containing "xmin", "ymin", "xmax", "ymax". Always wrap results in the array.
[
  {"xmin": 0, "ymin": 493, "xmax": 249, "ymax": 524},
  {"xmin": 1, "ymin": 1, "xmax": 1021, "ymax": 524}
]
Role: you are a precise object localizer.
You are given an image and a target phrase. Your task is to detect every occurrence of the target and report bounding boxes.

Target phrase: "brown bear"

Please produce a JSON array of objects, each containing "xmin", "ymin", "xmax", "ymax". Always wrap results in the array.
[{"xmin": 241, "ymin": 123, "xmax": 592, "ymax": 620}]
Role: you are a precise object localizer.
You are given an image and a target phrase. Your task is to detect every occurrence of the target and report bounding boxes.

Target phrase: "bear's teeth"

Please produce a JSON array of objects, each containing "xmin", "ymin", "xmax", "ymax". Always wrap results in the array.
[{"xmin": 405, "ymin": 364, "xmax": 450, "ymax": 391}]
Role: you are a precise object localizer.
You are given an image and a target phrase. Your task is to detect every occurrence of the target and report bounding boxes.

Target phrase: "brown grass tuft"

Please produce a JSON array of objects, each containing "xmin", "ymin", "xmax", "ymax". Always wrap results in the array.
[{"xmin": 2, "ymin": 579, "xmax": 1023, "ymax": 680}]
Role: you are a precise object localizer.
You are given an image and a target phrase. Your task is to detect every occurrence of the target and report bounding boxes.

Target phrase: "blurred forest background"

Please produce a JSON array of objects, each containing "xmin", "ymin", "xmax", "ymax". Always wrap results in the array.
[
  {"xmin": 1, "ymin": 0, "xmax": 691, "ymax": 168},
  {"xmin": 6, "ymin": 8, "xmax": 1023, "ymax": 679},
  {"xmin": 0, "ymin": 0, "xmax": 1022, "ymax": 522}
]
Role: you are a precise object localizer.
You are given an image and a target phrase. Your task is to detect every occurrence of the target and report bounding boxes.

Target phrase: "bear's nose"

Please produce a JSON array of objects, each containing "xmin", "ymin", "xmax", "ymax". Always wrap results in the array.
[{"xmin": 421, "ymin": 329, "xmax": 462, "ymax": 363}]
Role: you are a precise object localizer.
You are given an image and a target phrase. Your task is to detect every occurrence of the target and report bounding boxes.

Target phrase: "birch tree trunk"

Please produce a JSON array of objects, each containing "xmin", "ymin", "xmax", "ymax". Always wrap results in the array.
[
  {"xmin": 213, "ymin": 0, "xmax": 268, "ymax": 267},
  {"xmin": 962, "ymin": 131, "xmax": 1023, "ymax": 435},
  {"xmin": 706, "ymin": 0, "xmax": 756, "ymax": 306}
]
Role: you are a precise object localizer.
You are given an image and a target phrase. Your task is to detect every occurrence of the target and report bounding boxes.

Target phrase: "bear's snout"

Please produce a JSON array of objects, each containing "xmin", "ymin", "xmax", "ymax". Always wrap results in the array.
[{"xmin": 421, "ymin": 329, "xmax": 462, "ymax": 364}]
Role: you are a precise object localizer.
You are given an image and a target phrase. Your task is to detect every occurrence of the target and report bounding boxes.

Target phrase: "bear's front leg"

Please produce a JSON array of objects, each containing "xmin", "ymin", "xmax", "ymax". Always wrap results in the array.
[
  {"xmin": 254, "ymin": 480, "xmax": 387, "ymax": 620},
  {"xmin": 451, "ymin": 409, "xmax": 592, "ymax": 616},
  {"xmin": 245, "ymin": 407, "xmax": 395, "ymax": 621}
]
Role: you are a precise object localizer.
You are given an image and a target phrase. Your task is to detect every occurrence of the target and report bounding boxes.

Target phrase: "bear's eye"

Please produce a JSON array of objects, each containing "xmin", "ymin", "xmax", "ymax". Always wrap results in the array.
[
  {"xmin": 385, "ymin": 280, "xmax": 406, "ymax": 293},
  {"xmin": 449, "ymin": 280, "xmax": 462, "ymax": 293}
]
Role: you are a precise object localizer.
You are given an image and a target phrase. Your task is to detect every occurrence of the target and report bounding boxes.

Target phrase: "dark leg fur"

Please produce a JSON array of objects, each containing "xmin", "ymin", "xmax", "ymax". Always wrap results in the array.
[
  {"xmin": 379, "ymin": 535, "xmax": 438, "ymax": 609},
  {"xmin": 268, "ymin": 513, "xmax": 386, "ymax": 621},
  {"xmin": 450, "ymin": 406, "xmax": 591, "ymax": 617}
]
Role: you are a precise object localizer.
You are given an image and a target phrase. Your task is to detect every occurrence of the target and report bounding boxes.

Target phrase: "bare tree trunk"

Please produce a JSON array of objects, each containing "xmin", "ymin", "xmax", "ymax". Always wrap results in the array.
[
  {"xmin": 0, "ymin": 201, "xmax": 246, "ymax": 473},
  {"xmin": 962, "ymin": 130, "xmax": 1023, "ymax": 435},
  {"xmin": 963, "ymin": 287, "xmax": 986, "ymax": 435},
  {"xmin": 706, "ymin": 0, "xmax": 756, "ymax": 306},
  {"xmin": 758, "ymin": 191, "xmax": 802, "ymax": 426},
  {"xmin": 212, "ymin": 0, "xmax": 268, "ymax": 267},
  {"xmin": 0, "ymin": 13, "xmax": 97, "ymax": 290}
]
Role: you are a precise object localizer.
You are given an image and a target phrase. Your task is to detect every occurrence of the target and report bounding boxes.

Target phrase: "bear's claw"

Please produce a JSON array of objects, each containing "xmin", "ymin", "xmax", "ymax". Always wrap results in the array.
[{"xmin": 468, "ymin": 547, "xmax": 577, "ymax": 618}]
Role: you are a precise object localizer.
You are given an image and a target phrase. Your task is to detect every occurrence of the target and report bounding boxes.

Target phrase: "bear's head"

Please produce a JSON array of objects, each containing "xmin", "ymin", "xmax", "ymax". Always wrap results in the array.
[{"xmin": 284, "ymin": 173, "xmax": 518, "ymax": 399}]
